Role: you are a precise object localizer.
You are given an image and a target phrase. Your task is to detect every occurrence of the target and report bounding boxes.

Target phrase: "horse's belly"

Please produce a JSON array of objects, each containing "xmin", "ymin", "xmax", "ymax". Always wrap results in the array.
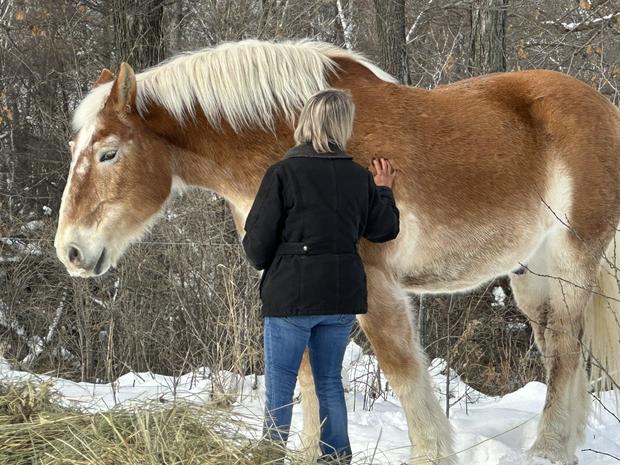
[{"xmin": 387, "ymin": 210, "xmax": 546, "ymax": 293}]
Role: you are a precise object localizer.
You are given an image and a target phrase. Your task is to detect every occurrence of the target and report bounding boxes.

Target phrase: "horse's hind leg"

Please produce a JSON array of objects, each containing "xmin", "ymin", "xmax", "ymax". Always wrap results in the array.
[
  {"xmin": 512, "ymin": 232, "xmax": 597, "ymax": 465},
  {"xmin": 358, "ymin": 265, "xmax": 455, "ymax": 465},
  {"xmin": 510, "ymin": 237, "xmax": 552, "ymax": 357}
]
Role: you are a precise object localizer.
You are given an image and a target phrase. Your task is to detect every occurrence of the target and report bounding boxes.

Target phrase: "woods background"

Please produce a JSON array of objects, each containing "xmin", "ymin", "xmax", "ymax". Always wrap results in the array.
[{"xmin": 1, "ymin": 0, "xmax": 619, "ymax": 400}]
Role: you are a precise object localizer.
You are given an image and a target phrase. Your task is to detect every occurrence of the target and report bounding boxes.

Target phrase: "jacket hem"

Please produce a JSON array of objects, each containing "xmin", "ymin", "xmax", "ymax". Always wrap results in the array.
[{"xmin": 261, "ymin": 307, "xmax": 367, "ymax": 317}]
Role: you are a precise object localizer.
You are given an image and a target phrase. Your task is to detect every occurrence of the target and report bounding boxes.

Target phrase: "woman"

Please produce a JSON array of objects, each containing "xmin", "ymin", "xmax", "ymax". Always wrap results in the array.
[{"xmin": 242, "ymin": 89, "xmax": 399, "ymax": 463}]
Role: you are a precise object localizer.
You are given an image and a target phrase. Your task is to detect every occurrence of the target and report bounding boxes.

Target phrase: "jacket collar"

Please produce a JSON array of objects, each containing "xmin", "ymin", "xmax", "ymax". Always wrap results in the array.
[{"xmin": 283, "ymin": 143, "xmax": 352, "ymax": 159}]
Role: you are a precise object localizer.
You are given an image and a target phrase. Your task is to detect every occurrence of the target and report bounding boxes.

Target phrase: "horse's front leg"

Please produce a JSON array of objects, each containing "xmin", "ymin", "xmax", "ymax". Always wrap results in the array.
[{"xmin": 358, "ymin": 265, "xmax": 456, "ymax": 465}]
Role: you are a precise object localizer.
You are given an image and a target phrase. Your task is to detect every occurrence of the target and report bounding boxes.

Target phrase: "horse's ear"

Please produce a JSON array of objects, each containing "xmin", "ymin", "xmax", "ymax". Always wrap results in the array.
[
  {"xmin": 105, "ymin": 62, "xmax": 136, "ymax": 115},
  {"xmin": 94, "ymin": 68, "xmax": 114, "ymax": 88}
]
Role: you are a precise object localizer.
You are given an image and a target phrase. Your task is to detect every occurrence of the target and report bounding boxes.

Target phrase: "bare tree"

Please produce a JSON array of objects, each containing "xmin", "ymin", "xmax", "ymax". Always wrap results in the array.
[
  {"xmin": 373, "ymin": 0, "xmax": 411, "ymax": 84},
  {"xmin": 469, "ymin": 0, "xmax": 507, "ymax": 75},
  {"xmin": 112, "ymin": 0, "xmax": 167, "ymax": 70},
  {"xmin": 174, "ymin": 0, "xmax": 184, "ymax": 50},
  {"xmin": 336, "ymin": 0, "xmax": 353, "ymax": 49}
]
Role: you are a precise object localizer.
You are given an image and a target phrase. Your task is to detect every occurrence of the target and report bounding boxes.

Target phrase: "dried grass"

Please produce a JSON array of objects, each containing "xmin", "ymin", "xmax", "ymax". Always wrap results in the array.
[{"xmin": 0, "ymin": 381, "xmax": 301, "ymax": 465}]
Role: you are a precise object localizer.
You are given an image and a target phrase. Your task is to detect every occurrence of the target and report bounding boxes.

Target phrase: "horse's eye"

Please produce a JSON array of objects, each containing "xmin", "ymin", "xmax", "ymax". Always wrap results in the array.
[{"xmin": 99, "ymin": 150, "xmax": 117, "ymax": 162}]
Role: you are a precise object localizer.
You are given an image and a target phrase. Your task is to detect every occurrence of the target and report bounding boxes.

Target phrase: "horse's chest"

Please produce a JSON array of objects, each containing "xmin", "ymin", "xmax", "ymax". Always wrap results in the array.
[{"xmin": 386, "ymin": 211, "xmax": 422, "ymax": 270}]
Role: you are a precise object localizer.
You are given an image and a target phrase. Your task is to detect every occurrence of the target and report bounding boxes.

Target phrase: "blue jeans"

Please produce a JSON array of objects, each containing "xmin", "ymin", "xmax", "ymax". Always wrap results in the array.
[{"xmin": 263, "ymin": 314, "xmax": 356, "ymax": 462}]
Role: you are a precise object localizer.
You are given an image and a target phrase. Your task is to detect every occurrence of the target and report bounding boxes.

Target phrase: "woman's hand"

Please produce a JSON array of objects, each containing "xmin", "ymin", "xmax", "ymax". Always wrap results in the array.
[{"xmin": 372, "ymin": 158, "xmax": 397, "ymax": 189}]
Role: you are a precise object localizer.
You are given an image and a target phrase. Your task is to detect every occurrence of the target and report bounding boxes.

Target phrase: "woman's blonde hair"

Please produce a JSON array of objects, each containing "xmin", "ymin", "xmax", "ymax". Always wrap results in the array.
[{"xmin": 294, "ymin": 89, "xmax": 355, "ymax": 153}]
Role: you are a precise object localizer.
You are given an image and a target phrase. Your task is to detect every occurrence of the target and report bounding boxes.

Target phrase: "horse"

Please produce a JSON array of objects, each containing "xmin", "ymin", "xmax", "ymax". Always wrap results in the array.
[{"xmin": 54, "ymin": 39, "xmax": 620, "ymax": 465}]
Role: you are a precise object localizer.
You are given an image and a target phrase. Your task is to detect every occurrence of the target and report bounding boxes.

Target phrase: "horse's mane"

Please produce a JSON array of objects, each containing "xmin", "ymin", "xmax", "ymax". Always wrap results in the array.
[{"xmin": 72, "ymin": 40, "xmax": 395, "ymax": 133}]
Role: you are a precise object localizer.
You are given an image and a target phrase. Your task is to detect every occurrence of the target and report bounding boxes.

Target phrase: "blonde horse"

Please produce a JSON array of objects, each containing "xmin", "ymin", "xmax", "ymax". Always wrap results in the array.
[{"xmin": 55, "ymin": 40, "xmax": 620, "ymax": 465}]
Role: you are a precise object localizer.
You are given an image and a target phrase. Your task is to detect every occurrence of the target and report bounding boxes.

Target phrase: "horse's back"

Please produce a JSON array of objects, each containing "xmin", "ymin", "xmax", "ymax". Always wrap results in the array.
[
  {"xmin": 360, "ymin": 69, "xmax": 620, "ymax": 291},
  {"xmin": 415, "ymin": 68, "xmax": 620, "ymax": 236}
]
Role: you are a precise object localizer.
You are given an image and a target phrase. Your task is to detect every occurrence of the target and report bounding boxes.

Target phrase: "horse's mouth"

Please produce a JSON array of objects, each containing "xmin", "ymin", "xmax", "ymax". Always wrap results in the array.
[{"xmin": 94, "ymin": 248, "xmax": 106, "ymax": 276}]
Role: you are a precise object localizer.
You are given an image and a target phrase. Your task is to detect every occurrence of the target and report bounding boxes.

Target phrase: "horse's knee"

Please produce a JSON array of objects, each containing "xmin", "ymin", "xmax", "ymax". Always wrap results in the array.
[
  {"xmin": 358, "ymin": 307, "xmax": 420, "ymax": 377},
  {"xmin": 528, "ymin": 303, "xmax": 550, "ymax": 356}
]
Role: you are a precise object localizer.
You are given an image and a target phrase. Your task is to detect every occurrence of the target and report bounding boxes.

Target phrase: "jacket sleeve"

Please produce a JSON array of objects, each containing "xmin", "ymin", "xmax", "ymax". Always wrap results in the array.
[
  {"xmin": 242, "ymin": 166, "xmax": 285, "ymax": 270},
  {"xmin": 362, "ymin": 172, "xmax": 400, "ymax": 243}
]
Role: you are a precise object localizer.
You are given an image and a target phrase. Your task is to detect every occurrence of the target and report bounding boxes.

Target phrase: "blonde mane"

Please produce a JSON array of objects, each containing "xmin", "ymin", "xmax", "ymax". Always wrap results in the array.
[{"xmin": 72, "ymin": 40, "xmax": 395, "ymax": 133}]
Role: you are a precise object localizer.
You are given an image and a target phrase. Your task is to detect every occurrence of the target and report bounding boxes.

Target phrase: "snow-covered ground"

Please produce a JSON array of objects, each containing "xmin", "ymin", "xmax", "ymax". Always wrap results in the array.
[{"xmin": 1, "ymin": 342, "xmax": 618, "ymax": 465}]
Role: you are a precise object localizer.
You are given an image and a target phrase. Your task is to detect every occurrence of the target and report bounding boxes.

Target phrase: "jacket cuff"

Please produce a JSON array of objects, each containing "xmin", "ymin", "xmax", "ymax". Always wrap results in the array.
[{"xmin": 377, "ymin": 186, "xmax": 394, "ymax": 196}]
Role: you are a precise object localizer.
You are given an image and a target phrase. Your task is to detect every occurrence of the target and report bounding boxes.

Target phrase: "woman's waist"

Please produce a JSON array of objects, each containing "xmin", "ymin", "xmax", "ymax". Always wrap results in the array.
[{"xmin": 275, "ymin": 241, "xmax": 358, "ymax": 256}]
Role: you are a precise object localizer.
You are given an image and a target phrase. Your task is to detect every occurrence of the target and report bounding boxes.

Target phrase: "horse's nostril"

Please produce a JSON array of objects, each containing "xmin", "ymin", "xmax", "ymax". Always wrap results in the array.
[{"xmin": 68, "ymin": 246, "xmax": 81, "ymax": 265}]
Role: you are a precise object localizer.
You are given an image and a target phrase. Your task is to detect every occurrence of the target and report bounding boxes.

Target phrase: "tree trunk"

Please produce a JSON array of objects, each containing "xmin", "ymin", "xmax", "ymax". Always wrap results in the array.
[
  {"xmin": 469, "ymin": 0, "xmax": 507, "ymax": 75},
  {"xmin": 112, "ymin": 0, "xmax": 167, "ymax": 70},
  {"xmin": 336, "ymin": 0, "xmax": 353, "ymax": 49},
  {"xmin": 257, "ymin": 0, "xmax": 274, "ymax": 38},
  {"xmin": 373, "ymin": 0, "xmax": 410, "ymax": 84},
  {"xmin": 174, "ymin": 0, "xmax": 184, "ymax": 50}
]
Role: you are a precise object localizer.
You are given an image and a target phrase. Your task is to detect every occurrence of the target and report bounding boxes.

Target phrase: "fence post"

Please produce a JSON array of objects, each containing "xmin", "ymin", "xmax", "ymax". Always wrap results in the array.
[{"xmin": 418, "ymin": 294, "xmax": 428, "ymax": 350}]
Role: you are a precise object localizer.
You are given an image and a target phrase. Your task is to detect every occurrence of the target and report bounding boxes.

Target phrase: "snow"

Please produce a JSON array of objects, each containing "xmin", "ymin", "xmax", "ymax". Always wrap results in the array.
[
  {"xmin": 492, "ymin": 286, "xmax": 506, "ymax": 307},
  {"xmin": 0, "ymin": 300, "xmax": 27, "ymax": 338},
  {"xmin": 561, "ymin": 13, "xmax": 620, "ymax": 32},
  {"xmin": 21, "ymin": 219, "xmax": 45, "ymax": 232},
  {"xmin": 0, "ymin": 237, "xmax": 43, "ymax": 258},
  {"xmin": 0, "ymin": 341, "xmax": 618, "ymax": 464}
]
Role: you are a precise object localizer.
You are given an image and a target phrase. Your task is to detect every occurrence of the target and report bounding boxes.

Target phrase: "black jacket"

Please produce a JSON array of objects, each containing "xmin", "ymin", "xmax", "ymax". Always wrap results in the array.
[{"xmin": 242, "ymin": 143, "xmax": 400, "ymax": 317}]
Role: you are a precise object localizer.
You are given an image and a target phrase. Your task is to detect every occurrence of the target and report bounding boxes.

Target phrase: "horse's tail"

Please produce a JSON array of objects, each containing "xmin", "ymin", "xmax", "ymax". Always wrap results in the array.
[{"xmin": 584, "ymin": 228, "xmax": 620, "ymax": 397}]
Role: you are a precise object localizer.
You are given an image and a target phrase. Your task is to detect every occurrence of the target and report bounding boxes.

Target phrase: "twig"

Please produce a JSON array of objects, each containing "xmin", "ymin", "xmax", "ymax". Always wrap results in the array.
[
  {"xmin": 21, "ymin": 290, "xmax": 67, "ymax": 367},
  {"xmin": 581, "ymin": 448, "xmax": 620, "ymax": 462}
]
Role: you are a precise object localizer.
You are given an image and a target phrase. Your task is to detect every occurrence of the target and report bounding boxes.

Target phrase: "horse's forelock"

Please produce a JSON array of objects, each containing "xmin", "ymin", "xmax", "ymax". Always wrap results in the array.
[{"xmin": 72, "ymin": 84, "xmax": 112, "ymax": 133}]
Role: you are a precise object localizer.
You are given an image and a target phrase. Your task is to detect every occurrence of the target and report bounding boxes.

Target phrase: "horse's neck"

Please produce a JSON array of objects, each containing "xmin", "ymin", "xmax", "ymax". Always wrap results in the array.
[{"xmin": 146, "ymin": 109, "xmax": 293, "ymax": 210}]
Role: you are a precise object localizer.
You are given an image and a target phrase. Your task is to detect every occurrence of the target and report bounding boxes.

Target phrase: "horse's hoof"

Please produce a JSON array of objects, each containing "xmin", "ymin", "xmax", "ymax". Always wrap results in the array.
[
  {"xmin": 409, "ymin": 450, "xmax": 459, "ymax": 465},
  {"xmin": 527, "ymin": 447, "xmax": 578, "ymax": 465}
]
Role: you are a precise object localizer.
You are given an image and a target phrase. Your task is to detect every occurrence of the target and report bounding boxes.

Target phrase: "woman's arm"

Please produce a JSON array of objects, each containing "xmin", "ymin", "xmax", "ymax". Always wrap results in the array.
[{"xmin": 242, "ymin": 166, "xmax": 285, "ymax": 270}]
